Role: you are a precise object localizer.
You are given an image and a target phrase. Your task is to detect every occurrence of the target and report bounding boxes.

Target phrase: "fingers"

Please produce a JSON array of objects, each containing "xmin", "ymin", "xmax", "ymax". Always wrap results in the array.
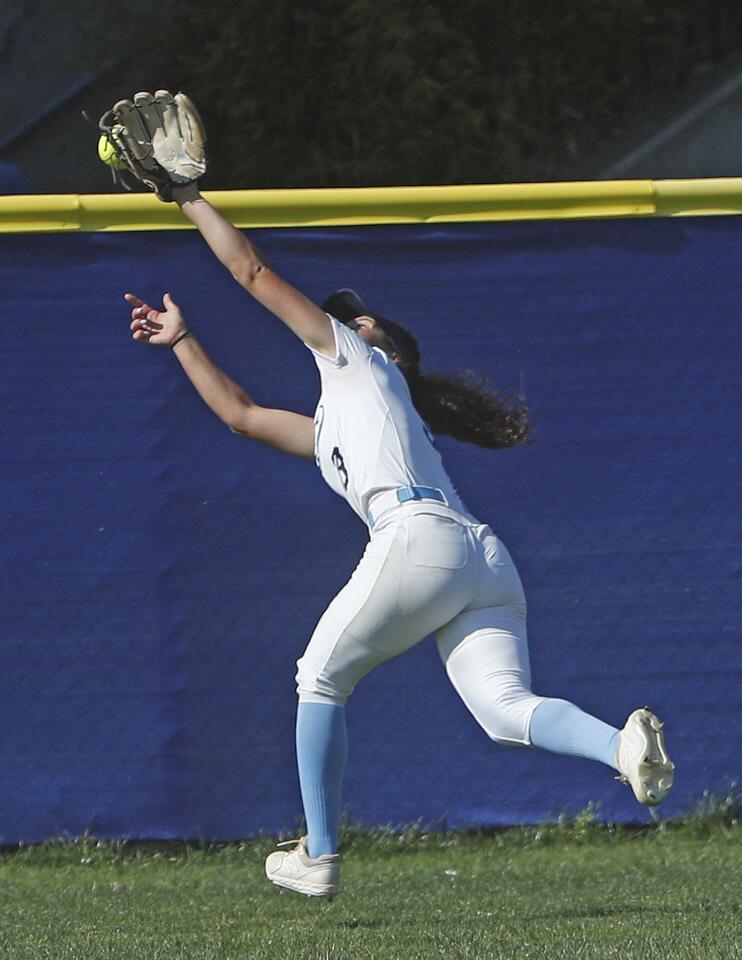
[
  {"xmin": 124, "ymin": 292, "xmax": 176, "ymax": 315},
  {"xmin": 129, "ymin": 303, "xmax": 163, "ymax": 346},
  {"xmin": 129, "ymin": 305, "xmax": 154, "ymax": 327},
  {"xmin": 125, "ymin": 292, "xmax": 154, "ymax": 326},
  {"xmin": 130, "ymin": 315, "xmax": 163, "ymax": 333},
  {"xmin": 163, "ymin": 291, "xmax": 180, "ymax": 311},
  {"xmin": 125, "ymin": 291, "xmax": 179, "ymax": 347},
  {"xmin": 131, "ymin": 323, "xmax": 167, "ymax": 345},
  {"xmin": 129, "ymin": 316, "xmax": 162, "ymax": 331}
]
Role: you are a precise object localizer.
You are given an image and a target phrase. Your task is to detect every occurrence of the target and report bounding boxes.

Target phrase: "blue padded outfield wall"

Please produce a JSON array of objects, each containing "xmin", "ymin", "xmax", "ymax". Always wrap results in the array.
[{"xmin": 1, "ymin": 215, "xmax": 740, "ymax": 844}]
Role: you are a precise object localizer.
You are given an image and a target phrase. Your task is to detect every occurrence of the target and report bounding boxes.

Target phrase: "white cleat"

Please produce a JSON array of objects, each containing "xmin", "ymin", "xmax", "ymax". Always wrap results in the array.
[
  {"xmin": 616, "ymin": 707, "xmax": 675, "ymax": 806},
  {"xmin": 265, "ymin": 836, "xmax": 341, "ymax": 898}
]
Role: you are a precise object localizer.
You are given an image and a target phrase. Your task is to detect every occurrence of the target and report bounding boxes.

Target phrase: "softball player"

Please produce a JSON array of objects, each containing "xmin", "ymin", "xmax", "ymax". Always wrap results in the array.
[{"xmin": 126, "ymin": 183, "xmax": 674, "ymax": 898}]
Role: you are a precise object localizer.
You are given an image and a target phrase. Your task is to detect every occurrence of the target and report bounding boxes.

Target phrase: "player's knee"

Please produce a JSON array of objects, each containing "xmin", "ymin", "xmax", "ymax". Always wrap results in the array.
[{"xmin": 295, "ymin": 658, "xmax": 352, "ymax": 707}]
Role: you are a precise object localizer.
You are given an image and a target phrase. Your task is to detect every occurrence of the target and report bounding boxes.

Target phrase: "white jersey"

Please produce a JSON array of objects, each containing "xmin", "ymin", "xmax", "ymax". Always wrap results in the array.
[{"xmin": 306, "ymin": 316, "xmax": 475, "ymax": 527}]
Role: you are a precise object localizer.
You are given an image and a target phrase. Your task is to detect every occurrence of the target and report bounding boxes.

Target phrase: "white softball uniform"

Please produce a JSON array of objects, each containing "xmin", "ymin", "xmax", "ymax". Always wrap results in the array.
[{"xmin": 296, "ymin": 317, "xmax": 543, "ymax": 745}]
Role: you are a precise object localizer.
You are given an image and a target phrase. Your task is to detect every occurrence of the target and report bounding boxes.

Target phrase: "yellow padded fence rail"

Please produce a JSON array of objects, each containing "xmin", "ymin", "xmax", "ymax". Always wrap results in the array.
[{"xmin": 1, "ymin": 179, "xmax": 742, "ymax": 233}]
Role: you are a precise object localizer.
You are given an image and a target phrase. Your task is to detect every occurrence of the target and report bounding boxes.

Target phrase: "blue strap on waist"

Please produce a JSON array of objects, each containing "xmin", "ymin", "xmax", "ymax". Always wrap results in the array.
[
  {"xmin": 367, "ymin": 485, "xmax": 446, "ymax": 528},
  {"xmin": 397, "ymin": 485, "xmax": 445, "ymax": 504}
]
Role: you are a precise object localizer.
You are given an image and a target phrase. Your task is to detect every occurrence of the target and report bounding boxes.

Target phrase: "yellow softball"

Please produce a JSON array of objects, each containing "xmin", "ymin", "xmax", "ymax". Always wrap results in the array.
[{"xmin": 97, "ymin": 134, "xmax": 126, "ymax": 170}]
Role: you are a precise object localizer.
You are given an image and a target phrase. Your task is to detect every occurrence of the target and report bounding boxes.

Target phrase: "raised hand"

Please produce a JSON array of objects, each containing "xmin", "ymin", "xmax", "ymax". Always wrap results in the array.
[{"xmin": 125, "ymin": 292, "xmax": 188, "ymax": 347}]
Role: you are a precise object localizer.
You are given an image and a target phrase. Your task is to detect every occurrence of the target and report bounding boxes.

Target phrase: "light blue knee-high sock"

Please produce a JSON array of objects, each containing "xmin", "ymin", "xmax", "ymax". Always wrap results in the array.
[
  {"xmin": 530, "ymin": 698, "xmax": 620, "ymax": 770},
  {"xmin": 296, "ymin": 702, "xmax": 347, "ymax": 858}
]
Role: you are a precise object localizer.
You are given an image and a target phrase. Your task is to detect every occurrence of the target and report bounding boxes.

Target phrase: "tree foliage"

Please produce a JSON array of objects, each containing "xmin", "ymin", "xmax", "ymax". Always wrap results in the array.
[{"xmin": 102, "ymin": 0, "xmax": 742, "ymax": 188}]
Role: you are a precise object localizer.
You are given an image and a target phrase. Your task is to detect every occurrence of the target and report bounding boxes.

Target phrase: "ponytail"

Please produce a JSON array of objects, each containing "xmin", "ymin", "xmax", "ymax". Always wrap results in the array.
[
  {"xmin": 404, "ymin": 367, "xmax": 531, "ymax": 449},
  {"xmin": 368, "ymin": 313, "xmax": 531, "ymax": 449}
]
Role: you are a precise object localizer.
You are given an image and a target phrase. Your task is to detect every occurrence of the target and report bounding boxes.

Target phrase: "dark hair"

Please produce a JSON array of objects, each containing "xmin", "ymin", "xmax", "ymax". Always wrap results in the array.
[
  {"xmin": 377, "ymin": 319, "xmax": 531, "ymax": 450},
  {"xmin": 320, "ymin": 289, "xmax": 531, "ymax": 449}
]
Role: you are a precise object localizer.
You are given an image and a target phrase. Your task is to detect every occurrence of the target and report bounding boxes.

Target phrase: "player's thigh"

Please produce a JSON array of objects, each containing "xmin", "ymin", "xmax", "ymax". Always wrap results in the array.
[
  {"xmin": 470, "ymin": 528, "xmax": 528, "ymax": 613},
  {"xmin": 436, "ymin": 605, "xmax": 540, "ymax": 744},
  {"xmin": 297, "ymin": 516, "xmax": 473, "ymax": 701},
  {"xmin": 346, "ymin": 514, "xmax": 475, "ymax": 654}
]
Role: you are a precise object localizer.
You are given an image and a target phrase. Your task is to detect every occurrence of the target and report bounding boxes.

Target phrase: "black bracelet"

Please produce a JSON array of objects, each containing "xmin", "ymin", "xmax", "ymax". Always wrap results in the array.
[{"xmin": 170, "ymin": 330, "xmax": 191, "ymax": 350}]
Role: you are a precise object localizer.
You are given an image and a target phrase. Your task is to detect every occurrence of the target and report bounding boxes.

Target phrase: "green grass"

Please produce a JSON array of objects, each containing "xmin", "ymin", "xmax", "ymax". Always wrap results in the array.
[{"xmin": 0, "ymin": 804, "xmax": 740, "ymax": 960}]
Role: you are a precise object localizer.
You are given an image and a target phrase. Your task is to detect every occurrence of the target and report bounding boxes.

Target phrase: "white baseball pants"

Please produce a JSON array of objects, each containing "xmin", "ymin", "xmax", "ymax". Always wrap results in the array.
[{"xmin": 296, "ymin": 504, "xmax": 544, "ymax": 745}]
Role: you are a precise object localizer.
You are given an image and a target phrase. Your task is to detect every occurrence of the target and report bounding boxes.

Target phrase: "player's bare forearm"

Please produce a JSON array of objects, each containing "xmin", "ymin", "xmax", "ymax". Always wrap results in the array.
[
  {"xmin": 172, "ymin": 185, "xmax": 335, "ymax": 354},
  {"xmin": 128, "ymin": 294, "xmax": 315, "ymax": 458},
  {"xmin": 174, "ymin": 184, "xmax": 266, "ymax": 285},
  {"xmin": 171, "ymin": 333, "xmax": 255, "ymax": 431},
  {"xmin": 171, "ymin": 335, "xmax": 315, "ymax": 458}
]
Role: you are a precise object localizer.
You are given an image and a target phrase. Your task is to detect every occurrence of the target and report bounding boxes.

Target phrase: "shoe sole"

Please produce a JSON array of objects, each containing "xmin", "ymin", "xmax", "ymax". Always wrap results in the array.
[
  {"xmin": 268, "ymin": 874, "xmax": 339, "ymax": 898},
  {"xmin": 621, "ymin": 707, "xmax": 676, "ymax": 806}
]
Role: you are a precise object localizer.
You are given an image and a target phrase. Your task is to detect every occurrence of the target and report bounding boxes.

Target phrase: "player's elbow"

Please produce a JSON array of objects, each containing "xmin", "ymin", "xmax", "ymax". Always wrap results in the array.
[
  {"xmin": 230, "ymin": 257, "xmax": 266, "ymax": 290},
  {"xmin": 230, "ymin": 263, "xmax": 254, "ymax": 289},
  {"xmin": 226, "ymin": 402, "xmax": 260, "ymax": 439}
]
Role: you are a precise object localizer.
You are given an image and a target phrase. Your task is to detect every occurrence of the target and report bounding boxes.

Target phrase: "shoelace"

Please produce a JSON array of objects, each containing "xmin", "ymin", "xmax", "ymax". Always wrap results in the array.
[{"xmin": 276, "ymin": 837, "xmax": 306, "ymax": 849}]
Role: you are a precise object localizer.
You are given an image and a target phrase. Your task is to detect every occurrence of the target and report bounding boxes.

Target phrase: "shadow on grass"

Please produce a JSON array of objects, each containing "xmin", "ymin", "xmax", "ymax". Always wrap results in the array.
[{"xmin": 337, "ymin": 918, "xmax": 388, "ymax": 929}]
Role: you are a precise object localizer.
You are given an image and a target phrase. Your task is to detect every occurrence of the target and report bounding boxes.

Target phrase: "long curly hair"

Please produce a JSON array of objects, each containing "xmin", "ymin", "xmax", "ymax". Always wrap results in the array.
[
  {"xmin": 376, "ymin": 318, "xmax": 531, "ymax": 450},
  {"xmin": 321, "ymin": 290, "xmax": 531, "ymax": 449}
]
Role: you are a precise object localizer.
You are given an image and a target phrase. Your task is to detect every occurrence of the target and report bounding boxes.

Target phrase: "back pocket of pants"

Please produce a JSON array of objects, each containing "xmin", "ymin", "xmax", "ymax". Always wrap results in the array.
[{"xmin": 405, "ymin": 515, "xmax": 469, "ymax": 569}]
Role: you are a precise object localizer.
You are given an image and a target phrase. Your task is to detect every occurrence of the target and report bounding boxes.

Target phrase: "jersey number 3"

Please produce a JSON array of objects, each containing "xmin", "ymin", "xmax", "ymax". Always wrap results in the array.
[{"xmin": 331, "ymin": 447, "xmax": 349, "ymax": 489}]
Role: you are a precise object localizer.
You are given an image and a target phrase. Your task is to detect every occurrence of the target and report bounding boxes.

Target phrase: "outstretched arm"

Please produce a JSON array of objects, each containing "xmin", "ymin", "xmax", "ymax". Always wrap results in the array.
[
  {"xmin": 172, "ymin": 184, "xmax": 336, "ymax": 357},
  {"xmin": 126, "ymin": 291, "xmax": 315, "ymax": 459}
]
